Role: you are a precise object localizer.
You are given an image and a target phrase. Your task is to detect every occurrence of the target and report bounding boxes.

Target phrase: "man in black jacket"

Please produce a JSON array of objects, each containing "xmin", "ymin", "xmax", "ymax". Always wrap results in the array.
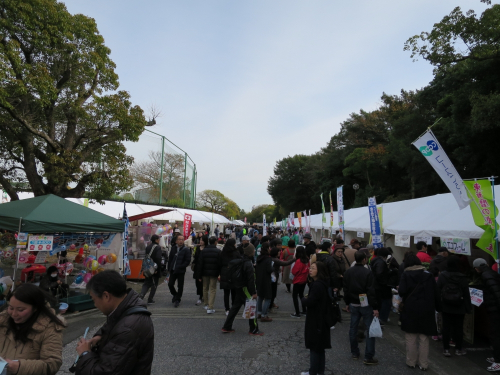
[
  {"xmin": 167, "ymin": 235, "xmax": 192, "ymax": 307},
  {"xmin": 343, "ymin": 251, "xmax": 379, "ymax": 365},
  {"xmin": 370, "ymin": 247, "xmax": 394, "ymax": 323},
  {"xmin": 222, "ymin": 243, "xmax": 263, "ymax": 336},
  {"xmin": 303, "ymin": 233, "xmax": 317, "ymax": 258},
  {"xmin": 139, "ymin": 234, "xmax": 162, "ymax": 304},
  {"xmin": 196, "ymin": 236, "xmax": 221, "ymax": 314},
  {"xmin": 474, "ymin": 259, "xmax": 500, "ymax": 371},
  {"xmin": 76, "ymin": 271, "xmax": 154, "ymax": 375},
  {"xmin": 429, "ymin": 247, "xmax": 449, "ymax": 276},
  {"xmin": 316, "ymin": 241, "xmax": 340, "ymax": 291}
]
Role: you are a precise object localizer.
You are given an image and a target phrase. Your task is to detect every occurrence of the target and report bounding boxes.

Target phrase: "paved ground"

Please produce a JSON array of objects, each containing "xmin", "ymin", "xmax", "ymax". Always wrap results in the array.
[{"xmin": 58, "ymin": 270, "xmax": 493, "ymax": 375}]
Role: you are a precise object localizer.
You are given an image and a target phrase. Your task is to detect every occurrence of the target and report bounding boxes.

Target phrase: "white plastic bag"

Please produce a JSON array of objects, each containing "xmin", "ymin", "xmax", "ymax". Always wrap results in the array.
[
  {"xmin": 242, "ymin": 299, "xmax": 257, "ymax": 319},
  {"xmin": 369, "ymin": 317, "xmax": 383, "ymax": 338}
]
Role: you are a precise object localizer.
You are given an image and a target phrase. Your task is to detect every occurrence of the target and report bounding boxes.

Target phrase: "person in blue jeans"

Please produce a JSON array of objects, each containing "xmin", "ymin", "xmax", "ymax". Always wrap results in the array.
[{"xmin": 343, "ymin": 250, "xmax": 380, "ymax": 365}]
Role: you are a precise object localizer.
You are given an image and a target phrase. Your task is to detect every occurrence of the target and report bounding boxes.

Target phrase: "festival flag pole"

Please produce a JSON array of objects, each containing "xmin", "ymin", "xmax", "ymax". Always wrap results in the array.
[{"xmin": 490, "ymin": 176, "xmax": 500, "ymax": 272}]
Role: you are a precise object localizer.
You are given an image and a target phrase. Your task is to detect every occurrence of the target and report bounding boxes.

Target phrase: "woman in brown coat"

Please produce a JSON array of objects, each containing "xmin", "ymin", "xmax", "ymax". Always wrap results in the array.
[{"xmin": 0, "ymin": 283, "xmax": 65, "ymax": 375}]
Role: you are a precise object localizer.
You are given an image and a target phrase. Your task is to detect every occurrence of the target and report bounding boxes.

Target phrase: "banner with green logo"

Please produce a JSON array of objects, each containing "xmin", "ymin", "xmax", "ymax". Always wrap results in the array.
[
  {"xmin": 412, "ymin": 129, "xmax": 469, "ymax": 209},
  {"xmin": 464, "ymin": 179, "xmax": 498, "ymax": 259}
]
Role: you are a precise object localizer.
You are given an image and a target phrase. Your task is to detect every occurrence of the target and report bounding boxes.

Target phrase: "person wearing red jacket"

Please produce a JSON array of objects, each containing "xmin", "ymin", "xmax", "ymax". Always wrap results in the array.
[
  {"xmin": 415, "ymin": 241, "xmax": 432, "ymax": 263},
  {"xmin": 290, "ymin": 246, "xmax": 310, "ymax": 318}
]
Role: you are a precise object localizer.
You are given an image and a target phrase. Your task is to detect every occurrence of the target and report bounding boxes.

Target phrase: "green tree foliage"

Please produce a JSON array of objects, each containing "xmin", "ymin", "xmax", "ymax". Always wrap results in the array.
[
  {"xmin": 245, "ymin": 204, "xmax": 277, "ymax": 225},
  {"xmin": 196, "ymin": 190, "xmax": 241, "ymax": 219},
  {"xmin": 268, "ymin": 2, "xmax": 500, "ymax": 214},
  {"xmin": 0, "ymin": 0, "xmax": 147, "ymax": 202}
]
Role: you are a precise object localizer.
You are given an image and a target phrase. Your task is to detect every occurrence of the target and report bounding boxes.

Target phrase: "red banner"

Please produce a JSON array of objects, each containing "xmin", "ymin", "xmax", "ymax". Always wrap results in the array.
[{"xmin": 183, "ymin": 213, "xmax": 192, "ymax": 240}]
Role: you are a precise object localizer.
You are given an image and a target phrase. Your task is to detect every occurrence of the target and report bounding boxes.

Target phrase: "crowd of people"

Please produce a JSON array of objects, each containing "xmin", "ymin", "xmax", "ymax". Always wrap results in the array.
[{"xmin": 3, "ymin": 223, "xmax": 500, "ymax": 375}]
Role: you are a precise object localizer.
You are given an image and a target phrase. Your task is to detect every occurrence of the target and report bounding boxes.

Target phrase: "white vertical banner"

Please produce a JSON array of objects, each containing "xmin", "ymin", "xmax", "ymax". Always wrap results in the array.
[
  {"xmin": 263, "ymin": 214, "xmax": 267, "ymax": 236},
  {"xmin": 412, "ymin": 129, "xmax": 469, "ymax": 209},
  {"xmin": 337, "ymin": 186, "xmax": 345, "ymax": 239}
]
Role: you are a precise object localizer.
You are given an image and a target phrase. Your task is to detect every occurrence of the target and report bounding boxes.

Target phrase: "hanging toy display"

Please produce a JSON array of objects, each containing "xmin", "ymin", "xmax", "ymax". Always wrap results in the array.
[
  {"xmin": 18, "ymin": 251, "xmax": 29, "ymax": 264},
  {"xmin": 83, "ymin": 273, "xmax": 92, "ymax": 283},
  {"xmin": 69, "ymin": 244, "xmax": 76, "ymax": 250},
  {"xmin": 106, "ymin": 253, "xmax": 117, "ymax": 264},
  {"xmin": 83, "ymin": 244, "xmax": 89, "ymax": 251},
  {"xmin": 98, "ymin": 255, "xmax": 108, "ymax": 265},
  {"xmin": 90, "ymin": 260, "xmax": 99, "ymax": 271}
]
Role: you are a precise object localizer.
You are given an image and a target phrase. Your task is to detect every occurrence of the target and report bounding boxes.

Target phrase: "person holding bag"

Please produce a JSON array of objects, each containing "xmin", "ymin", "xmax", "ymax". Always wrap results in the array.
[
  {"xmin": 139, "ymin": 234, "xmax": 162, "ymax": 305},
  {"xmin": 300, "ymin": 262, "xmax": 332, "ymax": 375},
  {"xmin": 399, "ymin": 252, "xmax": 440, "ymax": 371}
]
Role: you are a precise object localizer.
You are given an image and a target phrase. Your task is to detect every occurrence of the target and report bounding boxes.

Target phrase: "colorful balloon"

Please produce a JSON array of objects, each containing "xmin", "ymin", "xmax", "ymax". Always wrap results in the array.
[
  {"xmin": 83, "ymin": 244, "xmax": 89, "ymax": 251},
  {"xmin": 70, "ymin": 244, "xmax": 76, "ymax": 250},
  {"xmin": 59, "ymin": 245, "xmax": 66, "ymax": 251},
  {"xmin": 106, "ymin": 253, "xmax": 117, "ymax": 264},
  {"xmin": 83, "ymin": 273, "xmax": 92, "ymax": 283},
  {"xmin": 96, "ymin": 267, "xmax": 105, "ymax": 273},
  {"xmin": 91, "ymin": 260, "xmax": 99, "ymax": 271},
  {"xmin": 74, "ymin": 275, "xmax": 83, "ymax": 284},
  {"xmin": 98, "ymin": 255, "xmax": 107, "ymax": 265},
  {"xmin": 96, "ymin": 243, "xmax": 101, "ymax": 248}
]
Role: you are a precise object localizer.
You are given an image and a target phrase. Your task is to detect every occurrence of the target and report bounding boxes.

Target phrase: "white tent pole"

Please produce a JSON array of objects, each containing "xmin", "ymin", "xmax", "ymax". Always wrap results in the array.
[{"xmin": 12, "ymin": 217, "xmax": 22, "ymax": 291}]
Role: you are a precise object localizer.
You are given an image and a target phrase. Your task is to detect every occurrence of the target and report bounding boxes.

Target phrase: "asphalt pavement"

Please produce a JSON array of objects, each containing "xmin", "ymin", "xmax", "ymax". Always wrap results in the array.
[{"xmin": 58, "ymin": 269, "xmax": 493, "ymax": 375}]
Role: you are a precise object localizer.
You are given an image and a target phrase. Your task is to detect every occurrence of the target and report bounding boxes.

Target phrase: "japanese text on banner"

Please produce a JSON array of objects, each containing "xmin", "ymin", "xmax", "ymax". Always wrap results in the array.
[
  {"xmin": 464, "ymin": 180, "xmax": 498, "ymax": 259},
  {"xmin": 183, "ymin": 213, "xmax": 192, "ymax": 240},
  {"xmin": 368, "ymin": 197, "xmax": 383, "ymax": 248}
]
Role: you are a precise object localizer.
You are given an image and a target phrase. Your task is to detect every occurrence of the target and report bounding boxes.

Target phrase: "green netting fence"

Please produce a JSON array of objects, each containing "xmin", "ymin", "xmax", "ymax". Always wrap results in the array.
[{"xmin": 132, "ymin": 129, "xmax": 197, "ymax": 208}]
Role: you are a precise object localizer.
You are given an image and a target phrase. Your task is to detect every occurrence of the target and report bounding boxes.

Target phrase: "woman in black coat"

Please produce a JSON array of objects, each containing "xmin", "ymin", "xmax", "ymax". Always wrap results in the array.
[
  {"xmin": 192, "ymin": 235, "xmax": 208, "ymax": 305},
  {"xmin": 219, "ymin": 239, "xmax": 240, "ymax": 315},
  {"xmin": 255, "ymin": 243, "xmax": 274, "ymax": 322},
  {"xmin": 399, "ymin": 252, "xmax": 440, "ymax": 371},
  {"xmin": 436, "ymin": 256, "xmax": 472, "ymax": 356},
  {"xmin": 301, "ymin": 261, "xmax": 332, "ymax": 375}
]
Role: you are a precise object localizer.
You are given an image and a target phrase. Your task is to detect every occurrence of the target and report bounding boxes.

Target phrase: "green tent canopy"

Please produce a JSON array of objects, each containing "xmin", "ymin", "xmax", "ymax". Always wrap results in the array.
[{"xmin": 0, "ymin": 194, "xmax": 124, "ymax": 233}]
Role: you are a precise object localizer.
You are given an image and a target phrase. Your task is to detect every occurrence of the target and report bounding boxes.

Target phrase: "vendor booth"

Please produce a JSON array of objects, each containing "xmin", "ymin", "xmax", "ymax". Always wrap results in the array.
[{"xmin": 0, "ymin": 195, "xmax": 126, "ymax": 310}]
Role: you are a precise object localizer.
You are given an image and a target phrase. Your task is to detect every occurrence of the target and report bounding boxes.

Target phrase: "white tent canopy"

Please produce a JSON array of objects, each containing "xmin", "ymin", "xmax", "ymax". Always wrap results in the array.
[
  {"xmin": 13, "ymin": 193, "xmax": 231, "ymax": 225},
  {"xmin": 299, "ymin": 185, "xmax": 500, "ymax": 239}
]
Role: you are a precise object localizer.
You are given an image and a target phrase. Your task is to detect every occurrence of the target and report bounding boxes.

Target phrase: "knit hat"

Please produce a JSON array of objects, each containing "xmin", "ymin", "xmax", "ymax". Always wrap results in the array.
[
  {"xmin": 244, "ymin": 243, "xmax": 255, "ymax": 257},
  {"xmin": 473, "ymin": 258, "xmax": 487, "ymax": 268},
  {"xmin": 303, "ymin": 233, "xmax": 312, "ymax": 239},
  {"xmin": 242, "ymin": 235, "xmax": 250, "ymax": 241}
]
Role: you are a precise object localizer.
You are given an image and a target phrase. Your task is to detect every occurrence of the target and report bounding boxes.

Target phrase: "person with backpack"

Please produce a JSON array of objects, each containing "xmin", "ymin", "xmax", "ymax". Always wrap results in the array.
[
  {"xmin": 437, "ymin": 256, "xmax": 472, "ymax": 357},
  {"xmin": 255, "ymin": 242, "xmax": 275, "ymax": 322},
  {"xmin": 399, "ymin": 252, "xmax": 440, "ymax": 371},
  {"xmin": 300, "ymin": 261, "xmax": 332, "ymax": 375},
  {"xmin": 196, "ymin": 236, "xmax": 222, "ymax": 314},
  {"xmin": 290, "ymin": 246, "xmax": 310, "ymax": 318},
  {"xmin": 221, "ymin": 243, "xmax": 263, "ymax": 336},
  {"xmin": 220, "ymin": 239, "xmax": 240, "ymax": 315},
  {"xmin": 281, "ymin": 239, "xmax": 296, "ymax": 293},
  {"xmin": 167, "ymin": 235, "xmax": 192, "ymax": 308},
  {"xmin": 139, "ymin": 234, "xmax": 162, "ymax": 305},
  {"xmin": 473, "ymin": 258, "xmax": 500, "ymax": 372}
]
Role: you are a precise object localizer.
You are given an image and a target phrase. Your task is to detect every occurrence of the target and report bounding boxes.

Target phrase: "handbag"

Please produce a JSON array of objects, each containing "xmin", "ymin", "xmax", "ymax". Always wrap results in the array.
[{"xmin": 141, "ymin": 245, "xmax": 158, "ymax": 278}]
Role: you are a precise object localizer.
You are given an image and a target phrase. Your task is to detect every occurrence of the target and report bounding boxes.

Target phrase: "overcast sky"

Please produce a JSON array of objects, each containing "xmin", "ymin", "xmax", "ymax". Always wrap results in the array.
[{"xmin": 63, "ymin": 0, "xmax": 489, "ymax": 212}]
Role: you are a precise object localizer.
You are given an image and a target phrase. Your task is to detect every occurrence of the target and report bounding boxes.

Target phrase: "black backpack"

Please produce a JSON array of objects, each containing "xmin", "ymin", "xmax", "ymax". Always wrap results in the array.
[
  {"xmin": 441, "ymin": 274, "xmax": 464, "ymax": 306},
  {"xmin": 226, "ymin": 258, "xmax": 246, "ymax": 288}
]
